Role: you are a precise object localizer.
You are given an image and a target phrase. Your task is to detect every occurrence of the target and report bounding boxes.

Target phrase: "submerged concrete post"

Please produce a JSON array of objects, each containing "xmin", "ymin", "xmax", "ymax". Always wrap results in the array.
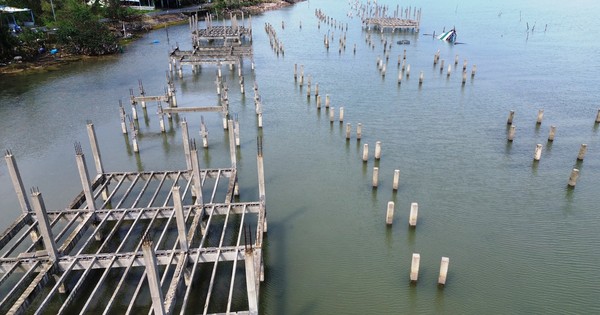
[
  {"xmin": 577, "ymin": 144, "xmax": 587, "ymax": 161},
  {"xmin": 362, "ymin": 144, "xmax": 369, "ymax": 162},
  {"xmin": 345, "ymin": 123, "xmax": 351, "ymax": 140},
  {"xmin": 568, "ymin": 168, "xmax": 579, "ymax": 187},
  {"xmin": 471, "ymin": 65, "xmax": 477, "ymax": 77},
  {"xmin": 386, "ymin": 201, "xmax": 394, "ymax": 225},
  {"xmin": 357, "ymin": 123, "xmax": 363, "ymax": 140},
  {"xmin": 329, "ymin": 107, "xmax": 335, "ymax": 123},
  {"xmin": 258, "ymin": 112, "xmax": 263, "ymax": 128},
  {"xmin": 172, "ymin": 186, "xmax": 189, "ymax": 252},
  {"xmin": 596, "ymin": 109, "xmax": 600, "ymax": 123},
  {"xmin": 316, "ymin": 95, "xmax": 322, "ymax": 109},
  {"xmin": 142, "ymin": 239, "xmax": 166, "ymax": 315},
  {"xmin": 315, "ymin": 83, "xmax": 319, "ymax": 97},
  {"xmin": 536, "ymin": 109, "xmax": 544, "ymax": 124},
  {"xmin": 533, "ymin": 144, "xmax": 543, "ymax": 161},
  {"xmin": 409, "ymin": 202, "xmax": 418, "ymax": 227},
  {"xmin": 508, "ymin": 125, "xmax": 516, "ymax": 141},
  {"xmin": 86, "ymin": 122, "xmax": 104, "ymax": 175},
  {"xmin": 244, "ymin": 249, "xmax": 259, "ymax": 313},
  {"xmin": 419, "ymin": 71, "xmax": 424, "ymax": 85},
  {"xmin": 375, "ymin": 141, "xmax": 382, "ymax": 160},
  {"xmin": 339, "ymin": 107, "xmax": 345, "ymax": 123},
  {"xmin": 393, "ymin": 170, "xmax": 400, "ymax": 190},
  {"xmin": 228, "ymin": 120, "xmax": 237, "ymax": 168},
  {"xmin": 439, "ymin": 59, "xmax": 445, "ymax": 73},
  {"xmin": 75, "ymin": 143, "xmax": 96, "ymax": 211},
  {"xmin": 190, "ymin": 141, "xmax": 204, "ymax": 205},
  {"xmin": 446, "ymin": 64, "xmax": 452, "ymax": 77},
  {"xmin": 257, "ymin": 137, "xmax": 266, "ymax": 202},
  {"xmin": 548, "ymin": 126, "xmax": 556, "ymax": 142},
  {"xmin": 372, "ymin": 167, "xmax": 379, "ymax": 187},
  {"xmin": 31, "ymin": 188, "xmax": 59, "ymax": 261},
  {"xmin": 181, "ymin": 120, "xmax": 192, "ymax": 170},
  {"xmin": 438, "ymin": 257, "xmax": 450, "ymax": 285},
  {"xmin": 119, "ymin": 104, "xmax": 128, "ymax": 134},
  {"xmin": 410, "ymin": 253, "xmax": 420, "ymax": 282},
  {"xmin": 4, "ymin": 151, "xmax": 31, "ymax": 213}
]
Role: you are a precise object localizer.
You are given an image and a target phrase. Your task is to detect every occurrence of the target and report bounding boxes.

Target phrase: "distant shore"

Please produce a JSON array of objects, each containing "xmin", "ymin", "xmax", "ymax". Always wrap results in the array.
[{"xmin": 0, "ymin": 0, "xmax": 302, "ymax": 75}]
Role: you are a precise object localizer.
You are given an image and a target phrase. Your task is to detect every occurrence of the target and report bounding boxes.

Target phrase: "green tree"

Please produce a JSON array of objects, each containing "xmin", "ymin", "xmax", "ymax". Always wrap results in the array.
[
  {"xmin": 0, "ymin": 23, "xmax": 17, "ymax": 61},
  {"xmin": 55, "ymin": 0, "xmax": 119, "ymax": 55}
]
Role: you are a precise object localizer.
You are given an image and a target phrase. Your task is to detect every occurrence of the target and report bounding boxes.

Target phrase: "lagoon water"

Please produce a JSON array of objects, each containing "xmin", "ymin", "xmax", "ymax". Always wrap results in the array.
[{"xmin": 1, "ymin": 0, "xmax": 600, "ymax": 313}]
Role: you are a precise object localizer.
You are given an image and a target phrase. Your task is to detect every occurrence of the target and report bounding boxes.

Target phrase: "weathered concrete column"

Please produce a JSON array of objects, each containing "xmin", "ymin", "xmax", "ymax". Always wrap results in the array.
[
  {"xmin": 508, "ymin": 125, "xmax": 516, "ymax": 141},
  {"xmin": 471, "ymin": 65, "xmax": 477, "ymax": 77},
  {"xmin": 439, "ymin": 59, "xmax": 445, "ymax": 73},
  {"xmin": 228, "ymin": 120, "xmax": 237, "ymax": 169},
  {"xmin": 258, "ymin": 112, "xmax": 263, "ymax": 128},
  {"xmin": 438, "ymin": 257, "xmax": 450, "ymax": 285},
  {"xmin": 409, "ymin": 202, "xmax": 418, "ymax": 227},
  {"xmin": 244, "ymin": 249, "xmax": 259, "ymax": 313},
  {"xmin": 386, "ymin": 201, "xmax": 394, "ymax": 225},
  {"xmin": 315, "ymin": 83, "xmax": 319, "ymax": 97},
  {"xmin": 4, "ymin": 150, "xmax": 31, "ymax": 213},
  {"xmin": 294, "ymin": 63, "xmax": 297, "ymax": 80},
  {"xmin": 536, "ymin": 109, "xmax": 544, "ymax": 125},
  {"xmin": 119, "ymin": 104, "xmax": 128, "ymax": 134},
  {"xmin": 158, "ymin": 105, "xmax": 166, "ymax": 133},
  {"xmin": 372, "ymin": 167, "xmax": 379, "ymax": 187},
  {"xmin": 257, "ymin": 137, "xmax": 266, "ymax": 202},
  {"xmin": 75, "ymin": 143, "xmax": 96, "ymax": 211},
  {"xmin": 86, "ymin": 122, "xmax": 104, "ymax": 175},
  {"xmin": 419, "ymin": 71, "xmax": 424, "ymax": 85},
  {"xmin": 357, "ymin": 123, "xmax": 363, "ymax": 140},
  {"xmin": 577, "ymin": 144, "xmax": 587, "ymax": 161},
  {"xmin": 181, "ymin": 120, "xmax": 192, "ymax": 170},
  {"xmin": 461, "ymin": 71, "xmax": 467, "ymax": 85},
  {"xmin": 533, "ymin": 144, "xmax": 543, "ymax": 161},
  {"xmin": 345, "ymin": 123, "xmax": 351, "ymax": 140},
  {"xmin": 410, "ymin": 253, "xmax": 420, "ymax": 282},
  {"xmin": 131, "ymin": 101, "xmax": 138, "ymax": 120},
  {"xmin": 142, "ymin": 239, "xmax": 166, "ymax": 315},
  {"xmin": 316, "ymin": 95, "xmax": 322, "ymax": 109},
  {"xmin": 172, "ymin": 186, "xmax": 188, "ymax": 252},
  {"xmin": 406, "ymin": 64, "xmax": 411, "ymax": 77},
  {"xmin": 235, "ymin": 119, "xmax": 241, "ymax": 147},
  {"xmin": 393, "ymin": 170, "xmax": 400, "ymax": 191},
  {"xmin": 596, "ymin": 109, "xmax": 600, "ymax": 123},
  {"xmin": 568, "ymin": 168, "xmax": 579, "ymax": 187},
  {"xmin": 31, "ymin": 188, "xmax": 59, "ymax": 261},
  {"xmin": 362, "ymin": 144, "xmax": 369, "ymax": 162},
  {"xmin": 325, "ymin": 94, "xmax": 330, "ymax": 108},
  {"xmin": 548, "ymin": 126, "xmax": 556, "ymax": 142},
  {"xmin": 446, "ymin": 64, "xmax": 452, "ymax": 77},
  {"xmin": 397, "ymin": 70, "xmax": 402, "ymax": 84},
  {"xmin": 339, "ymin": 107, "xmax": 345, "ymax": 123},
  {"xmin": 329, "ymin": 107, "xmax": 335, "ymax": 123},
  {"xmin": 375, "ymin": 141, "xmax": 382, "ymax": 160},
  {"xmin": 190, "ymin": 140, "xmax": 204, "ymax": 205}
]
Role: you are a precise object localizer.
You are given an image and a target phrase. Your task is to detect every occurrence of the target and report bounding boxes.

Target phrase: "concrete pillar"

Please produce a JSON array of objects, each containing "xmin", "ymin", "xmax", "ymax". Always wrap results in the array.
[
  {"xmin": 142, "ymin": 239, "xmax": 166, "ymax": 315},
  {"xmin": 172, "ymin": 186, "xmax": 188, "ymax": 252},
  {"xmin": 438, "ymin": 257, "xmax": 450, "ymax": 285},
  {"xmin": 75, "ymin": 144, "xmax": 96, "ymax": 211},
  {"xmin": 357, "ymin": 123, "xmax": 362, "ymax": 140},
  {"xmin": 362, "ymin": 144, "xmax": 369, "ymax": 162},
  {"xmin": 410, "ymin": 253, "xmax": 420, "ymax": 282},
  {"xmin": 596, "ymin": 109, "xmax": 600, "ymax": 123},
  {"xmin": 345, "ymin": 123, "xmax": 351, "ymax": 140},
  {"xmin": 471, "ymin": 65, "xmax": 477, "ymax": 77},
  {"xmin": 548, "ymin": 126, "xmax": 556, "ymax": 142},
  {"xmin": 568, "ymin": 168, "xmax": 579, "ymax": 187},
  {"xmin": 577, "ymin": 144, "xmax": 587, "ymax": 160},
  {"xmin": 386, "ymin": 201, "xmax": 394, "ymax": 225},
  {"xmin": 235, "ymin": 120, "xmax": 241, "ymax": 147},
  {"xmin": 375, "ymin": 141, "xmax": 382, "ymax": 160},
  {"xmin": 419, "ymin": 71, "xmax": 423, "ymax": 85},
  {"xmin": 316, "ymin": 95, "xmax": 322, "ymax": 109},
  {"xmin": 462, "ymin": 59, "xmax": 467, "ymax": 71},
  {"xmin": 131, "ymin": 102, "xmax": 138, "ymax": 120},
  {"xmin": 406, "ymin": 64, "xmax": 410, "ymax": 77},
  {"xmin": 393, "ymin": 170, "xmax": 400, "ymax": 191},
  {"xmin": 307, "ymin": 82, "xmax": 311, "ymax": 98},
  {"xmin": 325, "ymin": 94, "xmax": 330, "ymax": 108},
  {"xmin": 86, "ymin": 122, "xmax": 104, "ymax": 175},
  {"xmin": 4, "ymin": 151, "xmax": 31, "ymax": 213},
  {"xmin": 339, "ymin": 107, "xmax": 345, "ymax": 122},
  {"xmin": 315, "ymin": 83, "xmax": 319, "ymax": 97},
  {"xmin": 294, "ymin": 63, "xmax": 297, "ymax": 80},
  {"xmin": 181, "ymin": 120, "xmax": 192, "ymax": 170},
  {"xmin": 244, "ymin": 250, "xmax": 259, "ymax": 313},
  {"xmin": 372, "ymin": 167, "xmax": 379, "ymax": 187},
  {"xmin": 258, "ymin": 112, "xmax": 263, "ymax": 128},
  {"xmin": 119, "ymin": 106, "xmax": 128, "ymax": 134},
  {"xmin": 446, "ymin": 64, "xmax": 452, "ymax": 77},
  {"xmin": 257, "ymin": 138, "xmax": 266, "ymax": 202},
  {"xmin": 329, "ymin": 107, "xmax": 335, "ymax": 123},
  {"xmin": 158, "ymin": 108, "xmax": 166, "ymax": 133},
  {"xmin": 507, "ymin": 110, "xmax": 515, "ymax": 125},
  {"xmin": 409, "ymin": 202, "xmax": 418, "ymax": 227},
  {"xmin": 536, "ymin": 109, "xmax": 544, "ymax": 125},
  {"xmin": 454, "ymin": 54, "xmax": 459, "ymax": 65},
  {"xmin": 533, "ymin": 144, "xmax": 543, "ymax": 161},
  {"xmin": 178, "ymin": 65, "xmax": 183, "ymax": 78},
  {"xmin": 31, "ymin": 188, "xmax": 59, "ymax": 261},
  {"xmin": 398, "ymin": 71, "xmax": 402, "ymax": 84},
  {"xmin": 228, "ymin": 120, "xmax": 237, "ymax": 168},
  {"xmin": 439, "ymin": 59, "xmax": 445, "ymax": 73},
  {"xmin": 190, "ymin": 141, "xmax": 203, "ymax": 205},
  {"xmin": 132, "ymin": 131, "xmax": 139, "ymax": 153},
  {"xmin": 462, "ymin": 71, "xmax": 467, "ymax": 85}
]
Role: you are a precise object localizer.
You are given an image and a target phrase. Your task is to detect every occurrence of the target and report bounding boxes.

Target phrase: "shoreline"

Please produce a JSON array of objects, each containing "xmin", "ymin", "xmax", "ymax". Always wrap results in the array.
[{"xmin": 0, "ymin": 0, "xmax": 301, "ymax": 75}]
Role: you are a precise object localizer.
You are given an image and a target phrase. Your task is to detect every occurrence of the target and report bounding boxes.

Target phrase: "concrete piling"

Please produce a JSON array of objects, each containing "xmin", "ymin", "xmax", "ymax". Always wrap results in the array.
[
  {"xmin": 462, "ymin": 60, "xmax": 467, "ymax": 71},
  {"xmin": 568, "ymin": 168, "xmax": 580, "ymax": 187},
  {"xmin": 507, "ymin": 110, "xmax": 515, "ymax": 125},
  {"xmin": 142, "ymin": 239, "xmax": 166, "ymax": 315},
  {"xmin": 190, "ymin": 140, "xmax": 203, "ymax": 205},
  {"xmin": 386, "ymin": 201, "xmax": 394, "ymax": 225},
  {"xmin": 346, "ymin": 123, "xmax": 351, "ymax": 140},
  {"xmin": 339, "ymin": 107, "xmax": 345, "ymax": 122},
  {"xmin": 419, "ymin": 71, "xmax": 424, "ymax": 85},
  {"xmin": 406, "ymin": 64, "xmax": 410, "ymax": 77},
  {"xmin": 471, "ymin": 65, "xmax": 477, "ymax": 77},
  {"xmin": 357, "ymin": 123, "xmax": 363, "ymax": 140},
  {"xmin": 534, "ymin": 144, "xmax": 543, "ymax": 161},
  {"xmin": 362, "ymin": 144, "xmax": 369, "ymax": 162},
  {"xmin": 119, "ymin": 104, "xmax": 128, "ymax": 134},
  {"xmin": 409, "ymin": 202, "xmax": 418, "ymax": 227},
  {"xmin": 172, "ymin": 186, "xmax": 189, "ymax": 251},
  {"xmin": 447, "ymin": 64, "xmax": 452, "ymax": 77},
  {"xmin": 31, "ymin": 188, "xmax": 59, "ymax": 261},
  {"xmin": 548, "ymin": 126, "xmax": 556, "ymax": 141},
  {"xmin": 596, "ymin": 109, "xmax": 600, "ymax": 123},
  {"xmin": 375, "ymin": 141, "xmax": 382, "ymax": 160},
  {"xmin": 294, "ymin": 63, "xmax": 297, "ymax": 80},
  {"xmin": 372, "ymin": 167, "xmax": 379, "ymax": 187},
  {"xmin": 182, "ymin": 120, "xmax": 192, "ymax": 170},
  {"xmin": 75, "ymin": 143, "xmax": 96, "ymax": 211},
  {"xmin": 454, "ymin": 54, "xmax": 459, "ymax": 65},
  {"xmin": 439, "ymin": 59, "xmax": 444, "ymax": 73},
  {"xmin": 577, "ymin": 144, "xmax": 587, "ymax": 160},
  {"xmin": 315, "ymin": 83, "xmax": 319, "ymax": 97},
  {"xmin": 462, "ymin": 71, "xmax": 467, "ymax": 85},
  {"xmin": 258, "ymin": 112, "xmax": 263, "ymax": 128},
  {"xmin": 200, "ymin": 116, "xmax": 209, "ymax": 148},
  {"xmin": 438, "ymin": 257, "xmax": 450, "ymax": 285},
  {"xmin": 410, "ymin": 253, "xmax": 420, "ymax": 282},
  {"xmin": 392, "ymin": 170, "xmax": 400, "ymax": 190},
  {"xmin": 316, "ymin": 95, "xmax": 322, "ymax": 109},
  {"xmin": 536, "ymin": 110, "xmax": 544, "ymax": 124},
  {"xmin": 325, "ymin": 94, "xmax": 330, "ymax": 108},
  {"xmin": 4, "ymin": 151, "xmax": 31, "ymax": 213},
  {"xmin": 235, "ymin": 119, "xmax": 241, "ymax": 147},
  {"xmin": 398, "ymin": 71, "xmax": 402, "ymax": 84},
  {"xmin": 228, "ymin": 120, "xmax": 237, "ymax": 168},
  {"xmin": 329, "ymin": 107, "xmax": 335, "ymax": 123}
]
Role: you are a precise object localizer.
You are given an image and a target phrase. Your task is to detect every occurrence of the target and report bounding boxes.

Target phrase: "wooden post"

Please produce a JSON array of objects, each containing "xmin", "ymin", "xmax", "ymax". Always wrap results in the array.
[
  {"xmin": 410, "ymin": 253, "xmax": 420, "ymax": 282},
  {"xmin": 329, "ymin": 107, "xmax": 335, "ymax": 123},
  {"xmin": 362, "ymin": 144, "xmax": 369, "ymax": 162},
  {"xmin": 568, "ymin": 168, "xmax": 579, "ymax": 187},
  {"xmin": 533, "ymin": 144, "xmax": 543, "ymax": 161},
  {"xmin": 548, "ymin": 126, "xmax": 556, "ymax": 141},
  {"xmin": 577, "ymin": 144, "xmax": 587, "ymax": 160},
  {"xmin": 142, "ymin": 239, "xmax": 166, "ymax": 315},
  {"xmin": 438, "ymin": 257, "xmax": 450, "ymax": 285},
  {"xmin": 392, "ymin": 170, "xmax": 400, "ymax": 190},
  {"xmin": 536, "ymin": 109, "xmax": 544, "ymax": 124},
  {"xmin": 372, "ymin": 167, "xmax": 379, "ymax": 187},
  {"xmin": 386, "ymin": 201, "xmax": 394, "ymax": 225},
  {"xmin": 507, "ymin": 110, "xmax": 515, "ymax": 125},
  {"xmin": 409, "ymin": 202, "xmax": 418, "ymax": 227}
]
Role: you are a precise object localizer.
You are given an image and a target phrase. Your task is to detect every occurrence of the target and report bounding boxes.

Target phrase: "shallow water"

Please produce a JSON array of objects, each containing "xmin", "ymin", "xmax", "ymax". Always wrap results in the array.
[{"xmin": 1, "ymin": 0, "xmax": 600, "ymax": 313}]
